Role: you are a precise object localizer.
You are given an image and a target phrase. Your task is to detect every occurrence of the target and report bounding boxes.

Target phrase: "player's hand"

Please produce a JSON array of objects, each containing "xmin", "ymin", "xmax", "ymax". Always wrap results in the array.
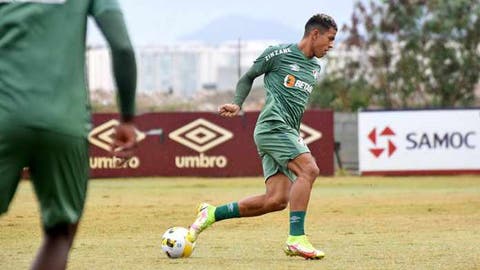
[
  {"xmin": 218, "ymin": 103, "xmax": 240, "ymax": 118},
  {"xmin": 111, "ymin": 121, "xmax": 137, "ymax": 165}
]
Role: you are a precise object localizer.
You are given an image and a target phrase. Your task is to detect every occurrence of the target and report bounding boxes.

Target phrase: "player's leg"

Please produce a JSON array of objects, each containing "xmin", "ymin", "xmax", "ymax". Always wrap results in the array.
[
  {"xmin": 187, "ymin": 124, "xmax": 299, "ymax": 243},
  {"xmin": 288, "ymin": 152, "xmax": 319, "ymax": 221},
  {"xmin": 29, "ymin": 130, "xmax": 89, "ymax": 270},
  {"xmin": 0, "ymin": 125, "xmax": 30, "ymax": 216},
  {"xmin": 284, "ymin": 152, "xmax": 324, "ymax": 259},
  {"xmin": 31, "ymin": 223, "xmax": 78, "ymax": 270},
  {"xmin": 237, "ymin": 126, "xmax": 296, "ymax": 216},
  {"xmin": 237, "ymin": 172, "xmax": 291, "ymax": 216},
  {"xmin": 187, "ymin": 171, "xmax": 291, "ymax": 242}
]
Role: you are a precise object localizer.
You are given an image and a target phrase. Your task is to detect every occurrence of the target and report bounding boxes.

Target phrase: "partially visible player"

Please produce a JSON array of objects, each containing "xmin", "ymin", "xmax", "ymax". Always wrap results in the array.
[
  {"xmin": 0, "ymin": 1, "xmax": 137, "ymax": 269},
  {"xmin": 187, "ymin": 14, "xmax": 337, "ymax": 259}
]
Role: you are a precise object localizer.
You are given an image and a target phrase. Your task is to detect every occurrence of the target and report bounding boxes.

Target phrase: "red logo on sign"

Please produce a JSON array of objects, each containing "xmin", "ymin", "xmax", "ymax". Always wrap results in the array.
[{"xmin": 368, "ymin": 127, "xmax": 397, "ymax": 158}]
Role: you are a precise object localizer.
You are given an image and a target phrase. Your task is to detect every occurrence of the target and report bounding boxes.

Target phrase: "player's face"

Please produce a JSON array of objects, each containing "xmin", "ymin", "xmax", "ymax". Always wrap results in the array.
[{"xmin": 312, "ymin": 27, "xmax": 337, "ymax": 58}]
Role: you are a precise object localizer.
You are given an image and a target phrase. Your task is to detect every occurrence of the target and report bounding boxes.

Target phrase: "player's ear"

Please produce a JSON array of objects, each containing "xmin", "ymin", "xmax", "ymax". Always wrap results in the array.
[{"xmin": 311, "ymin": 29, "xmax": 319, "ymax": 40}]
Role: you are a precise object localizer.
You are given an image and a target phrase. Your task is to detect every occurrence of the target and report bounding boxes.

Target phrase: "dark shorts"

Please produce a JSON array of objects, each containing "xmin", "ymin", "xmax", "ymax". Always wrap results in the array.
[
  {"xmin": 0, "ymin": 125, "xmax": 88, "ymax": 229},
  {"xmin": 254, "ymin": 122, "xmax": 310, "ymax": 182}
]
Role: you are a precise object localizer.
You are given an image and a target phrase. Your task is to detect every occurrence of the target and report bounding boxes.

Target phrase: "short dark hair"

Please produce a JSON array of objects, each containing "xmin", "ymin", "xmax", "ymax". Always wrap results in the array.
[{"xmin": 304, "ymin": 14, "xmax": 337, "ymax": 37}]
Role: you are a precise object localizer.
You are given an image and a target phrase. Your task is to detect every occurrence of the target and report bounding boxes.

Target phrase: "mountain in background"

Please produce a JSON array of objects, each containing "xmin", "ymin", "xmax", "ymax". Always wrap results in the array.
[{"xmin": 179, "ymin": 15, "xmax": 301, "ymax": 43}]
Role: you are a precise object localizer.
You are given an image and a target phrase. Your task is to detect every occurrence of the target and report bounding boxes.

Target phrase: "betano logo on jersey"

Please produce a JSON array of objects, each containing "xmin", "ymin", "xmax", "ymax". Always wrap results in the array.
[
  {"xmin": 169, "ymin": 118, "xmax": 233, "ymax": 168},
  {"xmin": 88, "ymin": 119, "xmax": 146, "ymax": 169},
  {"xmin": 283, "ymin": 74, "xmax": 313, "ymax": 93}
]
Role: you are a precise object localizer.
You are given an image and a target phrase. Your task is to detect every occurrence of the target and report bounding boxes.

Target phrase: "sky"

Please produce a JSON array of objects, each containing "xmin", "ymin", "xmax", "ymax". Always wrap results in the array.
[{"xmin": 87, "ymin": 0, "xmax": 361, "ymax": 46}]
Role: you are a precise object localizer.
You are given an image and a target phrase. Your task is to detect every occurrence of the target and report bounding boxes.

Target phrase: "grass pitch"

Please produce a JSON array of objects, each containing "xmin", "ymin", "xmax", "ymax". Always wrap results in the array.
[{"xmin": 1, "ymin": 176, "xmax": 479, "ymax": 270}]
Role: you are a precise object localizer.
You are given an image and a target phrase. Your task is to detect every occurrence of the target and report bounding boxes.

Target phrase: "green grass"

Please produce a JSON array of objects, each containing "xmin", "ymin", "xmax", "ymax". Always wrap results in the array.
[{"xmin": 1, "ymin": 176, "xmax": 480, "ymax": 270}]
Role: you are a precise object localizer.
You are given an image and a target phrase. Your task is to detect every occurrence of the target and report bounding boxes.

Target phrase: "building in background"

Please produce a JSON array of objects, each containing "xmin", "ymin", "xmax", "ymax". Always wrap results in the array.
[{"xmin": 86, "ymin": 41, "xmax": 279, "ymax": 97}]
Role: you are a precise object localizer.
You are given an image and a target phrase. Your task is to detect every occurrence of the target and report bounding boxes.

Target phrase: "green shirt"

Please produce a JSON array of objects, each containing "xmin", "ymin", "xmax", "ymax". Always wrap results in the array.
[
  {"xmin": 0, "ymin": 0, "xmax": 122, "ymax": 137},
  {"xmin": 236, "ymin": 44, "xmax": 321, "ymax": 131}
]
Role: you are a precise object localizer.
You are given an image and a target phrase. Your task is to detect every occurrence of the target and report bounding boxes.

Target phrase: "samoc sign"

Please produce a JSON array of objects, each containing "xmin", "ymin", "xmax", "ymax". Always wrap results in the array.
[
  {"xmin": 89, "ymin": 111, "xmax": 334, "ymax": 177},
  {"xmin": 358, "ymin": 108, "xmax": 480, "ymax": 175}
]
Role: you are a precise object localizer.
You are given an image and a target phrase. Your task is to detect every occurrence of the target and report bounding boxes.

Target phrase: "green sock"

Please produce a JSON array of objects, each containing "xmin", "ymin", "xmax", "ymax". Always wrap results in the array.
[
  {"xmin": 289, "ymin": 211, "xmax": 306, "ymax": 236},
  {"xmin": 214, "ymin": 202, "xmax": 240, "ymax": 221}
]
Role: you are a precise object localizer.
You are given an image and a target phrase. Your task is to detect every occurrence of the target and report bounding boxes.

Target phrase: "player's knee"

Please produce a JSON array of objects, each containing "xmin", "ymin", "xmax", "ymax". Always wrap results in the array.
[
  {"xmin": 310, "ymin": 165, "xmax": 320, "ymax": 179},
  {"xmin": 266, "ymin": 196, "xmax": 289, "ymax": 211},
  {"xmin": 300, "ymin": 163, "xmax": 319, "ymax": 181},
  {"xmin": 44, "ymin": 223, "xmax": 78, "ymax": 242}
]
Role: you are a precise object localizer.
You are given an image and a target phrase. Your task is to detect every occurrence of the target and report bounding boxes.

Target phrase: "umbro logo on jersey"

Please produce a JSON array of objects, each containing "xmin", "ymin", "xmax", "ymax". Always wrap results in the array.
[{"xmin": 289, "ymin": 64, "xmax": 300, "ymax": 72}]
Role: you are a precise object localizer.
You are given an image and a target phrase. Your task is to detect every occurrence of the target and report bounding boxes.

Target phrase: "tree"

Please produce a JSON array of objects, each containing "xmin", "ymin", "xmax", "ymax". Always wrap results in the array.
[{"xmin": 310, "ymin": 0, "xmax": 480, "ymax": 110}]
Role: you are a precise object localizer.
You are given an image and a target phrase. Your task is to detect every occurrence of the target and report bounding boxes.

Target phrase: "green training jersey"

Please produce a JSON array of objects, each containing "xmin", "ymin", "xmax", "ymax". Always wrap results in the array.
[
  {"xmin": 254, "ymin": 44, "xmax": 321, "ymax": 131},
  {"xmin": 0, "ymin": 0, "xmax": 121, "ymax": 137}
]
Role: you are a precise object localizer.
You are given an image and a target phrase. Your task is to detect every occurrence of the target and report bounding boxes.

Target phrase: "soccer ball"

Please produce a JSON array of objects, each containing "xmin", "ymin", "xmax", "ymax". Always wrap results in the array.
[{"xmin": 161, "ymin": 227, "xmax": 194, "ymax": 258}]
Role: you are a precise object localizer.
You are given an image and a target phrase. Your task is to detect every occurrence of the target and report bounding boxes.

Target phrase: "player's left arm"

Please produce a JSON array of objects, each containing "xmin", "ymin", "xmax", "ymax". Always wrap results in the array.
[
  {"xmin": 232, "ymin": 63, "xmax": 264, "ymax": 108},
  {"xmin": 219, "ymin": 46, "xmax": 281, "ymax": 117},
  {"xmin": 218, "ymin": 64, "xmax": 264, "ymax": 117},
  {"xmin": 94, "ymin": 10, "xmax": 136, "ymax": 123},
  {"xmin": 93, "ymin": 7, "xmax": 137, "ymax": 159},
  {"xmin": 232, "ymin": 46, "xmax": 279, "ymax": 109}
]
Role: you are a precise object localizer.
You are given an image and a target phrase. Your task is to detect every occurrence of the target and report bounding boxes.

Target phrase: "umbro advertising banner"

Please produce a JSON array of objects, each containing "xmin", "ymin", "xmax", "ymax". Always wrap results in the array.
[
  {"xmin": 89, "ymin": 110, "xmax": 334, "ymax": 178},
  {"xmin": 358, "ymin": 109, "xmax": 480, "ymax": 176}
]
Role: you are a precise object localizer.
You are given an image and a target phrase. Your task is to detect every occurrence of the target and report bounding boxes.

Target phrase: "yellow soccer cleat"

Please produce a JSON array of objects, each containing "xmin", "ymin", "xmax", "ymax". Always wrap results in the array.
[
  {"xmin": 186, "ymin": 203, "xmax": 216, "ymax": 243},
  {"xmin": 284, "ymin": 235, "xmax": 325, "ymax": 260}
]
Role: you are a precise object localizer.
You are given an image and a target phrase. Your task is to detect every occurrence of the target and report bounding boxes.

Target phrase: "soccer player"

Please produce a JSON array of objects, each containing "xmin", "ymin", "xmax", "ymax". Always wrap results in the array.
[
  {"xmin": 0, "ymin": 1, "xmax": 137, "ymax": 269},
  {"xmin": 187, "ymin": 14, "xmax": 337, "ymax": 259}
]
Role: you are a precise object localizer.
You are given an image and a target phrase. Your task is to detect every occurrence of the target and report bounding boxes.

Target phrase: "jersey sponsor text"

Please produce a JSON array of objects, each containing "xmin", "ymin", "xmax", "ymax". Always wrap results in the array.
[
  {"xmin": 283, "ymin": 74, "xmax": 313, "ymax": 93},
  {"xmin": 264, "ymin": 48, "xmax": 292, "ymax": 62}
]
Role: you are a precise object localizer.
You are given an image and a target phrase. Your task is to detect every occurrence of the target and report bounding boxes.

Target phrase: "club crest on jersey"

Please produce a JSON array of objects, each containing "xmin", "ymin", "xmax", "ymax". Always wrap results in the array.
[
  {"xmin": 283, "ymin": 74, "xmax": 313, "ymax": 93},
  {"xmin": 312, "ymin": 68, "xmax": 321, "ymax": 80}
]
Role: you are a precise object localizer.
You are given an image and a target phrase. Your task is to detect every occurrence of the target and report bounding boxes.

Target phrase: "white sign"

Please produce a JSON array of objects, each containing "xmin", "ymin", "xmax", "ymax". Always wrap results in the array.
[{"xmin": 358, "ymin": 109, "xmax": 480, "ymax": 174}]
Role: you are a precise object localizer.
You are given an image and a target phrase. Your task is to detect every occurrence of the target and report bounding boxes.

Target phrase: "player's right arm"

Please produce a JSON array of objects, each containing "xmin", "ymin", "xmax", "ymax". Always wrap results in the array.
[
  {"xmin": 219, "ymin": 46, "xmax": 280, "ymax": 118},
  {"xmin": 90, "ymin": 0, "xmax": 137, "ymax": 159}
]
